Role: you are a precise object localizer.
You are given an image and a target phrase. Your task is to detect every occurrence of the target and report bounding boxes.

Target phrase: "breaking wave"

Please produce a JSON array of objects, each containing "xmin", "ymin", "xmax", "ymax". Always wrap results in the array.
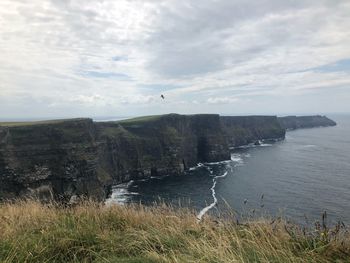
[
  {"xmin": 196, "ymin": 170, "xmax": 228, "ymax": 221},
  {"xmin": 105, "ymin": 181, "xmax": 139, "ymax": 205},
  {"xmin": 196, "ymin": 153, "xmax": 249, "ymax": 221}
]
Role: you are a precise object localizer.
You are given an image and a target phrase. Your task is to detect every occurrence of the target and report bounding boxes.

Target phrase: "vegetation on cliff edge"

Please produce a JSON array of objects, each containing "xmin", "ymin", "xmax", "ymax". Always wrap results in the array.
[{"xmin": 0, "ymin": 201, "xmax": 349, "ymax": 263}]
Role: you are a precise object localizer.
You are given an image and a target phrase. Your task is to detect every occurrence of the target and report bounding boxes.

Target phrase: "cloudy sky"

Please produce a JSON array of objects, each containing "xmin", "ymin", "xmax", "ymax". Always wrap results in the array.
[{"xmin": 0, "ymin": 0, "xmax": 350, "ymax": 119}]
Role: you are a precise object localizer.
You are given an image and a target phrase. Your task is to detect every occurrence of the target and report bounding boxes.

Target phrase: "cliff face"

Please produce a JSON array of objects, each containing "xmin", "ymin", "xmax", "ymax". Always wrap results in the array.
[
  {"xmin": 278, "ymin": 115, "xmax": 336, "ymax": 130},
  {"xmin": 95, "ymin": 114, "xmax": 229, "ymax": 184},
  {"xmin": 95, "ymin": 114, "xmax": 286, "ymax": 185},
  {"xmin": 0, "ymin": 114, "xmax": 333, "ymax": 201},
  {"xmin": 0, "ymin": 119, "xmax": 110, "ymax": 201},
  {"xmin": 221, "ymin": 116, "xmax": 285, "ymax": 147}
]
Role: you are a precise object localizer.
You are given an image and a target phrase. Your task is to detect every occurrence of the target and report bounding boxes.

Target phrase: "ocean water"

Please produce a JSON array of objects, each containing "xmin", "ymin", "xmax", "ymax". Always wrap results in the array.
[{"xmin": 107, "ymin": 115, "xmax": 350, "ymax": 225}]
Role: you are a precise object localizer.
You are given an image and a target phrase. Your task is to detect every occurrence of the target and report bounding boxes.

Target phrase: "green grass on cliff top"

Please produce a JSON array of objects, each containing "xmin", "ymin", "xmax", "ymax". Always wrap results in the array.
[
  {"xmin": 116, "ymin": 113, "xmax": 218, "ymax": 125},
  {"xmin": 0, "ymin": 114, "xmax": 221, "ymax": 128},
  {"xmin": 116, "ymin": 115, "xmax": 163, "ymax": 124},
  {"xmin": 0, "ymin": 118, "xmax": 90, "ymax": 127},
  {"xmin": 0, "ymin": 115, "xmax": 165, "ymax": 127}
]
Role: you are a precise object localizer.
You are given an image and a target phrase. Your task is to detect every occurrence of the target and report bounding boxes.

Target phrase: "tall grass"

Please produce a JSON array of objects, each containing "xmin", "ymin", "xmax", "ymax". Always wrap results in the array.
[{"xmin": 0, "ymin": 201, "xmax": 349, "ymax": 262}]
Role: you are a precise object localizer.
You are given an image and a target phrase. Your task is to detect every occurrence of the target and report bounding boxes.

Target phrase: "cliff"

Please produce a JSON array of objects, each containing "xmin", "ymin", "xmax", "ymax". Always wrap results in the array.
[
  {"xmin": 221, "ymin": 116, "xmax": 285, "ymax": 147},
  {"xmin": 92, "ymin": 114, "xmax": 284, "ymax": 186},
  {"xmin": 0, "ymin": 114, "xmax": 334, "ymax": 201},
  {"xmin": 278, "ymin": 115, "xmax": 336, "ymax": 130},
  {"xmin": 0, "ymin": 119, "xmax": 109, "ymax": 201},
  {"xmin": 95, "ymin": 114, "xmax": 229, "ymax": 184}
]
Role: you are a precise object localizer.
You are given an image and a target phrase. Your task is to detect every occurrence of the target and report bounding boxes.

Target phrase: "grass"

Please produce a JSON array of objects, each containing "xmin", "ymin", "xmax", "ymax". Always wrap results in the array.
[
  {"xmin": 0, "ymin": 118, "xmax": 90, "ymax": 127},
  {"xmin": 0, "ymin": 201, "xmax": 349, "ymax": 262},
  {"xmin": 116, "ymin": 115, "xmax": 164, "ymax": 125}
]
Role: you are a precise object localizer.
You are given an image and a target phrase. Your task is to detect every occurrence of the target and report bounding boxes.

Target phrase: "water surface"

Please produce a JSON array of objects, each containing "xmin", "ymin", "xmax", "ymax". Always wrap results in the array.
[{"xmin": 108, "ymin": 115, "xmax": 350, "ymax": 224}]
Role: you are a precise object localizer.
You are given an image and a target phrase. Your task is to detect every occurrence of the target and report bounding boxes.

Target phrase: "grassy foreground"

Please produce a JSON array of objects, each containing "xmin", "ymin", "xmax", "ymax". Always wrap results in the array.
[{"xmin": 0, "ymin": 201, "xmax": 349, "ymax": 263}]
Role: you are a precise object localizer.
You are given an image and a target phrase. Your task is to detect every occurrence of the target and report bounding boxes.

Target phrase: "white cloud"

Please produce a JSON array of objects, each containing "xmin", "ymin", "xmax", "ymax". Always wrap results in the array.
[
  {"xmin": 0, "ymin": 0, "xmax": 349, "ymax": 118},
  {"xmin": 69, "ymin": 94, "xmax": 105, "ymax": 105},
  {"xmin": 207, "ymin": 97, "xmax": 239, "ymax": 104},
  {"xmin": 120, "ymin": 94, "xmax": 157, "ymax": 105}
]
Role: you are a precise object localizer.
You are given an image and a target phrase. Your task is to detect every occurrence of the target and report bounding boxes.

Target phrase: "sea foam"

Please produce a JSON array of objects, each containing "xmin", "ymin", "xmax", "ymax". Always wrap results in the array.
[{"xmin": 197, "ymin": 170, "xmax": 228, "ymax": 221}]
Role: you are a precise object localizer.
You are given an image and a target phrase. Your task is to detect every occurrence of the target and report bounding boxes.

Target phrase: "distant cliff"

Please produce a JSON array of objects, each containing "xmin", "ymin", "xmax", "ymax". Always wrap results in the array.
[
  {"xmin": 0, "ymin": 114, "xmax": 335, "ymax": 201},
  {"xmin": 278, "ymin": 115, "xmax": 336, "ymax": 130},
  {"xmin": 95, "ymin": 114, "xmax": 284, "ymax": 185}
]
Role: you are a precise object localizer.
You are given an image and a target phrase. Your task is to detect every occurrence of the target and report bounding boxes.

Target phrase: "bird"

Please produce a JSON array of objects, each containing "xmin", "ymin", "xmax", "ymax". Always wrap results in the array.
[{"xmin": 161, "ymin": 94, "xmax": 165, "ymax": 100}]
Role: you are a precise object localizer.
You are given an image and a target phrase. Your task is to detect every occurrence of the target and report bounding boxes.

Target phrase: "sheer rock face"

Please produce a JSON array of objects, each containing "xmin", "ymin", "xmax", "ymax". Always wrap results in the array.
[
  {"xmin": 278, "ymin": 115, "xmax": 336, "ymax": 130},
  {"xmin": 0, "ymin": 119, "xmax": 108, "ymax": 201},
  {"xmin": 0, "ymin": 114, "xmax": 334, "ymax": 201},
  {"xmin": 96, "ymin": 114, "xmax": 230, "ymax": 184},
  {"xmin": 221, "ymin": 116, "xmax": 286, "ymax": 147}
]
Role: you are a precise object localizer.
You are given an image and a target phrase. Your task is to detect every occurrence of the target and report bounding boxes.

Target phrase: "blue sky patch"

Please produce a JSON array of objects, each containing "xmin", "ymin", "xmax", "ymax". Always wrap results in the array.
[
  {"xmin": 112, "ymin": 56, "xmax": 127, "ymax": 62},
  {"xmin": 81, "ymin": 70, "xmax": 131, "ymax": 80},
  {"xmin": 314, "ymin": 59, "xmax": 350, "ymax": 73}
]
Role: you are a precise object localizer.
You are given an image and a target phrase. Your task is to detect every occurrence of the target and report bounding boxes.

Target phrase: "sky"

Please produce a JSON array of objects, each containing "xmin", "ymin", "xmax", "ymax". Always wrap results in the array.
[{"xmin": 0, "ymin": 0, "xmax": 350, "ymax": 119}]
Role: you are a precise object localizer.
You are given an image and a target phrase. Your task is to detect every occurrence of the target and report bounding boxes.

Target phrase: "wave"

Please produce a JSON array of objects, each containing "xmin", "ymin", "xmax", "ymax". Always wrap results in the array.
[
  {"xmin": 105, "ymin": 181, "xmax": 139, "ymax": 205},
  {"xmin": 189, "ymin": 162, "xmax": 206, "ymax": 171},
  {"xmin": 204, "ymin": 160, "xmax": 232, "ymax": 165},
  {"xmin": 197, "ymin": 153, "xmax": 249, "ymax": 221},
  {"xmin": 234, "ymin": 139, "xmax": 278, "ymax": 149},
  {"xmin": 260, "ymin": 143, "xmax": 273, "ymax": 147},
  {"xmin": 231, "ymin": 153, "xmax": 244, "ymax": 165},
  {"xmin": 302, "ymin": 144, "xmax": 317, "ymax": 148},
  {"xmin": 196, "ymin": 170, "xmax": 228, "ymax": 221}
]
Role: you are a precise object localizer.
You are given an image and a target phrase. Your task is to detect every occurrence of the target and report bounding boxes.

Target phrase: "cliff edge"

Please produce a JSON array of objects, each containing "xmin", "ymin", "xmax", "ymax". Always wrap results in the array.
[
  {"xmin": 278, "ymin": 115, "xmax": 336, "ymax": 130},
  {"xmin": 0, "ymin": 114, "xmax": 335, "ymax": 201}
]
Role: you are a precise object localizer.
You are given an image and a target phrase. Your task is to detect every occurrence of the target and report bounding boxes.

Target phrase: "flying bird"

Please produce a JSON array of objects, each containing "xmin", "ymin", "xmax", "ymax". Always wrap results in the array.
[{"xmin": 161, "ymin": 94, "xmax": 165, "ymax": 100}]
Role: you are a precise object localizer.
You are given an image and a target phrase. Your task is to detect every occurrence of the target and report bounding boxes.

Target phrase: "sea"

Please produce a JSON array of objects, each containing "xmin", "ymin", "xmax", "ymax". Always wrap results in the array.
[{"xmin": 108, "ymin": 114, "xmax": 350, "ymax": 225}]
